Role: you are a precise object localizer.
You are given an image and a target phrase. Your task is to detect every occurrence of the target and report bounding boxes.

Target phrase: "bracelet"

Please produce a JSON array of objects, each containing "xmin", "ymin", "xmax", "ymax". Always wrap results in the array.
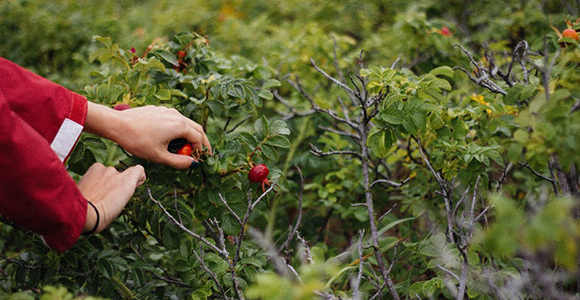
[{"xmin": 82, "ymin": 201, "xmax": 100, "ymax": 236}]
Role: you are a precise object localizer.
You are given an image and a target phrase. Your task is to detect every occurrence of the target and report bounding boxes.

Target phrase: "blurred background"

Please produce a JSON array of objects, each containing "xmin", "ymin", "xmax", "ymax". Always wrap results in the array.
[{"xmin": 1, "ymin": 0, "xmax": 577, "ymax": 90}]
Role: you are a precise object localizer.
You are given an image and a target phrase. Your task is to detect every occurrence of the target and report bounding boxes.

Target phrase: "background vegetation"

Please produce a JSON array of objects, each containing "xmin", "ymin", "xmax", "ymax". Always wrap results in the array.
[{"xmin": 1, "ymin": 0, "xmax": 580, "ymax": 299}]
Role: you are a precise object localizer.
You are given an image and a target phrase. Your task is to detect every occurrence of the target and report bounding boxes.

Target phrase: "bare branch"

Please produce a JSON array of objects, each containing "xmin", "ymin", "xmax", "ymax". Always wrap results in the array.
[
  {"xmin": 219, "ymin": 193, "xmax": 243, "ymax": 226},
  {"xmin": 519, "ymin": 162, "xmax": 555, "ymax": 183},
  {"xmin": 273, "ymin": 90, "xmax": 316, "ymax": 120},
  {"xmin": 297, "ymin": 232, "xmax": 314, "ymax": 264},
  {"xmin": 278, "ymin": 167, "xmax": 305, "ymax": 253},
  {"xmin": 496, "ymin": 162, "xmax": 513, "ymax": 194},
  {"xmin": 310, "ymin": 143, "xmax": 362, "ymax": 159},
  {"xmin": 370, "ymin": 177, "xmax": 410, "ymax": 188},
  {"xmin": 147, "ymin": 187, "xmax": 226, "ymax": 257},
  {"xmin": 353, "ymin": 229, "xmax": 366, "ymax": 300},
  {"xmin": 437, "ymin": 264, "xmax": 461, "ymax": 282},
  {"xmin": 377, "ymin": 204, "xmax": 397, "ymax": 223},
  {"xmin": 225, "ymin": 115, "xmax": 253, "ymax": 134},
  {"xmin": 319, "ymin": 125, "xmax": 360, "ymax": 139},
  {"xmin": 310, "ymin": 58, "xmax": 357, "ymax": 97},
  {"xmin": 391, "ymin": 54, "xmax": 402, "ymax": 70},
  {"xmin": 453, "ymin": 44, "xmax": 508, "ymax": 95}
]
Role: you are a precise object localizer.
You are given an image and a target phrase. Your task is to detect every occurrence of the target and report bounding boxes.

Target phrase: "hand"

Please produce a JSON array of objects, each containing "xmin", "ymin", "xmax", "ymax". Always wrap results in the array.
[
  {"xmin": 85, "ymin": 102, "xmax": 212, "ymax": 169},
  {"xmin": 77, "ymin": 163, "xmax": 146, "ymax": 233}
]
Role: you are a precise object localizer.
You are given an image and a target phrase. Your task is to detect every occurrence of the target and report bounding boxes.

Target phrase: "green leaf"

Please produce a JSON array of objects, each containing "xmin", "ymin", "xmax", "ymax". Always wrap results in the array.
[
  {"xmin": 266, "ymin": 135, "xmax": 291, "ymax": 148},
  {"xmin": 270, "ymin": 120, "xmax": 291, "ymax": 135},
  {"xmin": 261, "ymin": 144, "xmax": 279, "ymax": 160},
  {"xmin": 92, "ymin": 35, "xmax": 112, "ymax": 48},
  {"xmin": 239, "ymin": 132, "xmax": 258, "ymax": 147},
  {"xmin": 430, "ymin": 78, "xmax": 451, "ymax": 91},
  {"xmin": 254, "ymin": 116, "xmax": 269, "ymax": 137},
  {"xmin": 380, "ymin": 108, "xmax": 405, "ymax": 125},
  {"xmin": 429, "ymin": 66, "xmax": 454, "ymax": 78},
  {"xmin": 154, "ymin": 89, "xmax": 172, "ymax": 101},
  {"xmin": 151, "ymin": 49, "xmax": 179, "ymax": 67},
  {"xmin": 366, "ymin": 128, "xmax": 394, "ymax": 158},
  {"xmin": 262, "ymin": 79, "xmax": 281, "ymax": 90},
  {"xmin": 258, "ymin": 89, "xmax": 274, "ymax": 100},
  {"xmin": 89, "ymin": 47, "xmax": 111, "ymax": 63}
]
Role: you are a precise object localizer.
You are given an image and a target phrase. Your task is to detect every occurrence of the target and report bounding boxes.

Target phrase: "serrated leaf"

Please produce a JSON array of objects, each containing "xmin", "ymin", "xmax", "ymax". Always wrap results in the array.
[
  {"xmin": 380, "ymin": 108, "xmax": 405, "ymax": 125},
  {"xmin": 261, "ymin": 144, "xmax": 278, "ymax": 160},
  {"xmin": 266, "ymin": 135, "xmax": 291, "ymax": 148},
  {"xmin": 254, "ymin": 116, "xmax": 269, "ymax": 137},
  {"xmin": 270, "ymin": 120, "xmax": 290, "ymax": 135},
  {"xmin": 238, "ymin": 132, "xmax": 258, "ymax": 147}
]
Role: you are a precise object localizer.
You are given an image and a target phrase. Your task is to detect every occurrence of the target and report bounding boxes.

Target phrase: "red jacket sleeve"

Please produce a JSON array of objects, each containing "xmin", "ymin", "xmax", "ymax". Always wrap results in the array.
[{"xmin": 0, "ymin": 58, "xmax": 88, "ymax": 252}]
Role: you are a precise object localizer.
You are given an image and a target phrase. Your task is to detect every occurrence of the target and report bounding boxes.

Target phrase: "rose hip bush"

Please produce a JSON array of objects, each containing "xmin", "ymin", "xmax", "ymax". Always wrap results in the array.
[{"xmin": 1, "ymin": 3, "xmax": 580, "ymax": 299}]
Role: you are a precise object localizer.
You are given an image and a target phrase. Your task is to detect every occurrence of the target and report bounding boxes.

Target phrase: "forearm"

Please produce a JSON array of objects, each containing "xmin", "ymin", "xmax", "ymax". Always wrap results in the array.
[{"xmin": 84, "ymin": 101, "xmax": 126, "ymax": 142}]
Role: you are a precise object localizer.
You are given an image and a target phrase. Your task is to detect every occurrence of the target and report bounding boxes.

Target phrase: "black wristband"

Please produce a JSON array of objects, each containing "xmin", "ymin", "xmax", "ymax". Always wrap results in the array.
[{"xmin": 82, "ymin": 201, "xmax": 100, "ymax": 236}]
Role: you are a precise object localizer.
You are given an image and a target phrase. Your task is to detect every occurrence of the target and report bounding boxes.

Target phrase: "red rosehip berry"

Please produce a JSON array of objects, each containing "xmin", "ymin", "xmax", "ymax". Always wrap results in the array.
[
  {"xmin": 248, "ymin": 164, "xmax": 269, "ymax": 183},
  {"xmin": 177, "ymin": 144, "xmax": 193, "ymax": 156},
  {"xmin": 562, "ymin": 28, "xmax": 579, "ymax": 41}
]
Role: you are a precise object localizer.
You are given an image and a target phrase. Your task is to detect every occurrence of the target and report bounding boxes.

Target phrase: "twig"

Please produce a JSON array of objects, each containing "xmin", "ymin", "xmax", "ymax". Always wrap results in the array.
[
  {"xmin": 496, "ymin": 162, "xmax": 513, "ymax": 194},
  {"xmin": 278, "ymin": 166, "xmax": 305, "ymax": 253},
  {"xmin": 453, "ymin": 44, "xmax": 508, "ymax": 95},
  {"xmin": 437, "ymin": 264, "xmax": 461, "ymax": 282},
  {"xmin": 310, "ymin": 143, "xmax": 362, "ymax": 159},
  {"xmin": 191, "ymin": 242, "xmax": 230, "ymax": 299},
  {"xmin": 370, "ymin": 178, "xmax": 410, "ymax": 188},
  {"xmin": 519, "ymin": 162, "xmax": 555, "ymax": 183},
  {"xmin": 377, "ymin": 204, "xmax": 398, "ymax": 223},
  {"xmin": 319, "ymin": 126, "xmax": 360, "ymax": 139},
  {"xmin": 273, "ymin": 90, "xmax": 316, "ymax": 120},
  {"xmin": 310, "ymin": 58, "xmax": 357, "ymax": 97},
  {"xmin": 248, "ymin": 228, "xmax": 295, "ymax": 279},
  {"xmin": 391, "ymin": 54, "xmax": 402, "ymax": 70},
  {"xmin": 147, "ymin": 187, "xmax": 226, "ymax": 256},
  {"xmin": 353, "ymin": 229, "xmax": 366, "ymax": 300},
  {"xmin": 226, "ymin": 115, "xmax": 253, "ymax": 134},
  {"xmin": 218, "ymin": 193, "xmax": 243, "ymax": 226},
  {"xmin": 297, "ymin": 232, "xmax": 314, "ymax": 264}
]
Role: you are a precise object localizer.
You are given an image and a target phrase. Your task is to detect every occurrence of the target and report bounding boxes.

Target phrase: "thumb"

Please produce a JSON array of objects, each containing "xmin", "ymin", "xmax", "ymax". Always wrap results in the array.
[
  {"xmin": 123, "ymin": 165, "xmax": 147, "ymax": 187},
  {"xmin": 162, "ymin": 153, "xmax": 198, "ymax": 169}
]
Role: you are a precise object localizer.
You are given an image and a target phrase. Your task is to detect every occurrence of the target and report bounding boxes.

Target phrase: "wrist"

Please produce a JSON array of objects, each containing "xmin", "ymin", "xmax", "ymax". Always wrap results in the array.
[
  {"xmin": 84, "ymin": 102, "xmax": 126, "ymax": 142},
  {"xmin": 82, "ymin": 200, "xmax": 100, "ymax": 235}
]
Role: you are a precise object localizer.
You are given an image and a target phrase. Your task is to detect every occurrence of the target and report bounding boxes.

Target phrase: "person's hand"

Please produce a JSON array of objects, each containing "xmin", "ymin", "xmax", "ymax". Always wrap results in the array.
[
  {"xmin": 77, "ymin": 163, "xmax": 146, "ymax": 233},
  {"xmin": 85, "ymin": 102, "xmax": 212, "ymax": 169}
]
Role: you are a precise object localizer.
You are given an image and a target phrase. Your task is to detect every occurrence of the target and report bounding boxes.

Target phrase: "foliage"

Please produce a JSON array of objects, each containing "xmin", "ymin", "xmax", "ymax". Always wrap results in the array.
[{"xmin": 1, "ymin": 0, "xmax": 580, "ymax": 299}]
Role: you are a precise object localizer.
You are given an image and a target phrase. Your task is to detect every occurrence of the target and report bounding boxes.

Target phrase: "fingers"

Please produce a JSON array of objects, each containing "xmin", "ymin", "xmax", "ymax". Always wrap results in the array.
[
  {"xmin": 184, "ymin": 119, "xmax": 212, "ymax": 154},
  {"xmin": 161, "ymin": 153, "xmax": 196, "ymax": 169},
  {"xmin": 123, "ymin": 165, "xmax": 147, "ymax": 187}
]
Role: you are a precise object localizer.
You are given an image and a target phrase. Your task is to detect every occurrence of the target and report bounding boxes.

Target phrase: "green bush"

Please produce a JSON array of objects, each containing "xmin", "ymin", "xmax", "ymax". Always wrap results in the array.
[{"xmin": 1, "ymin": 1, "xmax": 580, "ymax": 299}]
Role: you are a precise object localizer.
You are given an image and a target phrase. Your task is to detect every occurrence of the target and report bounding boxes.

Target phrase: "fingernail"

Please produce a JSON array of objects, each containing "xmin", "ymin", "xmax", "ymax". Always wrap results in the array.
[{"xmin": 189, "ymin": 161, "xmax": 200, "ymax": 169}]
